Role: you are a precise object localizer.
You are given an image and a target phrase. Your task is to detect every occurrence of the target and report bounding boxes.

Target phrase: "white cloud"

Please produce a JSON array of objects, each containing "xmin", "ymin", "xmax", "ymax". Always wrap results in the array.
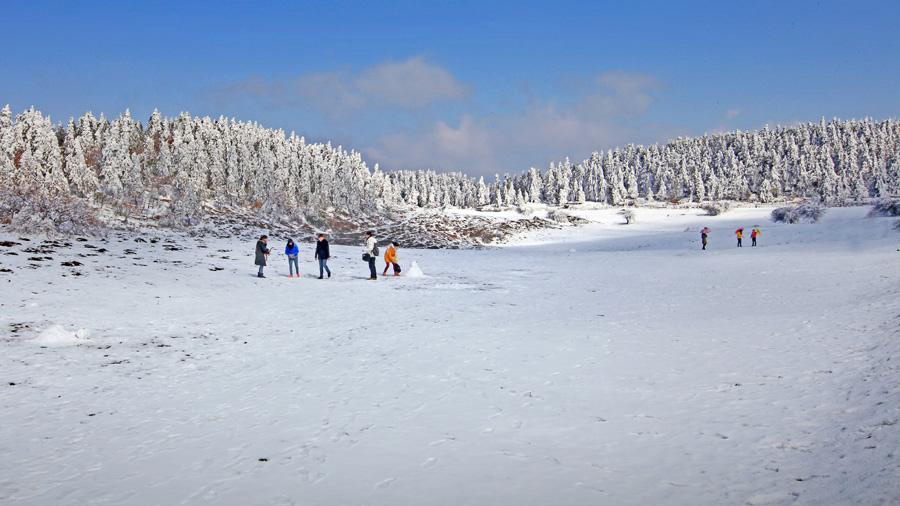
[
  {"xmin": 366, "ymin": 71, "xmax": 663, "ymax": 175},
  {"xmin": 213, "ymin": 66, "xmax": 667, "ymax": 175},
  {"xmin": 368, "ymin": 115, "xmax": 496, "ymax": 171},
  {"xmin": 357, "ymin": 57, "xmax": 468, "ymax": 108},
  {"xmin": 213, "ymin": 56, "xmax": 467, "ymax": 116}
]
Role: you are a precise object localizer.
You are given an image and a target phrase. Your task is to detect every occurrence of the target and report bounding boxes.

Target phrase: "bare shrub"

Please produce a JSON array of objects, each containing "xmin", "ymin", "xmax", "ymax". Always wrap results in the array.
[
  {"xmin": 771, "ymin": 201, "xmax": 826, "ymax": 224},
  {"xmin": 701, "ymin": 201, "xmax": 733, "ymax": 216},
  {"xmin": 868, "ymin": 198, "xmax": 900, "ymax": 217},
  {"xmin": 0, "ymin": 186, "xmax": 103, "ymax": 235},
  {"xmin": 547, "ymin": 209, "xmax": 572, "ymax": 224},
  {"xmin": 618, "ymin": 209, "xmax": 635, "ymax": 224}
]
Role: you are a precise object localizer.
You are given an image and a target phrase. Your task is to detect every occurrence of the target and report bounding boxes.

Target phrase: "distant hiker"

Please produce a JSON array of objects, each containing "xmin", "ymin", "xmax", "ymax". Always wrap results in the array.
[
  {"xmin": 255, "ymin": 235, "xmax": 271, "ymax": 278},
  {"xmin": 362, "ymin": 231, "xmax": 378, "ymax": 280},
  {"xmin": 285, "ymin": 238, "xmax": 299, "ymax": 278},
  {"xmin": 735, "ymin": 227, "xmax": 744, "ymax": 247},
  {"xmin": 383, "ymin": 241, "xmax": 401, "ymax": 276},
  {"xmin": 315, "ymin": 233, "xmax": 331, "ymax": 279},
  {"xmin": 751, "ymin": 226, "xmax": 761, "ymax": 247},
  {"xmin": 701, "ymin": 227, "xmax": 710, "ymax": 250}
]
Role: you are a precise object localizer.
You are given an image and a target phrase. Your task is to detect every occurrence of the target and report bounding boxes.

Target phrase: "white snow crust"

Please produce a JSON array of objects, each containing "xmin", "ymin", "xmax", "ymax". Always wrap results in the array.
[{"xmin": 0, "ymin": 206, "xmax": 897, "ymax": 505}]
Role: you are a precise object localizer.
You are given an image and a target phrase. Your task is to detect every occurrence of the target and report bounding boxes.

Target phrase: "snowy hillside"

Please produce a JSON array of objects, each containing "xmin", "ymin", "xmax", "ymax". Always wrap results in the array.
[
  {"xmin": 1, "ymin": 105, "xmax": 897, "ymax": 240},
  {"xmin": 1, "ymin": 206, "xmax": 898, "ymax": 505}
]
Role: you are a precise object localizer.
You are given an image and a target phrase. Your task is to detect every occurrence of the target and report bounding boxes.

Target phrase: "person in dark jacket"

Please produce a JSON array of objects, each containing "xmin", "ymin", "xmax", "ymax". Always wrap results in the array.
[
  {"xmin": 255, "ymin": 235, "xmax": 271, "ymax": 278},
  {"xmin": 314, "ymin": 234, "xmax": 331, "ymax": 279},
  {"xmin": 285, "ymin": 239, "xmax": 300, "ymax": 278}
]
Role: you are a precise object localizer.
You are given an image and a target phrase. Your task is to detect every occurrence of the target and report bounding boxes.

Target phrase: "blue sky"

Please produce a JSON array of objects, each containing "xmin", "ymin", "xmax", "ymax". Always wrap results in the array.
[{"xmin": 3, "ymin": 0, "xmax": 898, "ymax": 176}]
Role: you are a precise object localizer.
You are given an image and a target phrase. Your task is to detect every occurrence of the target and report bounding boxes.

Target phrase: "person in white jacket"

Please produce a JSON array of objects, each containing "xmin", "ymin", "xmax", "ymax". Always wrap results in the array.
[{"xmin": 363, "ymin": 231, "xmax": 378, "ymax": 280}]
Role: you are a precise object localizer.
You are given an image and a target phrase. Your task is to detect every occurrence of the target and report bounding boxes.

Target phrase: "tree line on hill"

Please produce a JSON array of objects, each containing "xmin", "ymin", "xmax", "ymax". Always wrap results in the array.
[{"xmin": 0, "ymin": 105, "xmax": 897, "ymax": 229}]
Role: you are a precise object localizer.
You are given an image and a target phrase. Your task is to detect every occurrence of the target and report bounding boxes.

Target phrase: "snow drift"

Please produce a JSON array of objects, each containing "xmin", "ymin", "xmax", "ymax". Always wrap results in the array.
[{"xmin": 32, "ymin": 325, "xmax": 90, "ymax": 347}]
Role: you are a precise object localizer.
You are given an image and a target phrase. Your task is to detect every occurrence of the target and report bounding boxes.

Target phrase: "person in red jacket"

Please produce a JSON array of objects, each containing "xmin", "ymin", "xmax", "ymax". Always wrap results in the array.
[{"xmin": 751, "ymin": 226, "xmax": 761, "ymax": 247}]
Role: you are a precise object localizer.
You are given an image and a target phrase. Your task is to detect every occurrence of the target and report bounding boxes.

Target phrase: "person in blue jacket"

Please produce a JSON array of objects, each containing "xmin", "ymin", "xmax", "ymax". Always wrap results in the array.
[{"xmin": 285, "ymin": 238, "xmax": 300, "ymax": 278}]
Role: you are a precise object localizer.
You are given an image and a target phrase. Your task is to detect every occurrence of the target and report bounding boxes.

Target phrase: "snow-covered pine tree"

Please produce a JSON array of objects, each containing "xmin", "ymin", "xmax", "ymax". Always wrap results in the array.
[
  {"xmin": 98, "ymin": 120, "xmax": 128, "ymax": 202},
  {"xmin": 63, "ymin": 121, "xmax": 98, "ymax": 199},
  {"xmin": 0, "ymin": 105, "xmax": 15, "ymax": 187}
]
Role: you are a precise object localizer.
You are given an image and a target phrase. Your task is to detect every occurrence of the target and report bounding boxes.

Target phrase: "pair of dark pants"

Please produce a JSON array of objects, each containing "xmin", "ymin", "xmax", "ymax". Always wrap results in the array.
[
  {"xmin": 752, "ymin": 238, "xmax": 757, "ymax": 246},
  {"xmin": 737, "ymin": 238, "xmax": 742, "ymax": 247},
  {"xmin": 318, "ymin": 258, "xmax": 331, "ymax": 278},
  {"xmin": 383, "ymin": 262, "xmax": 401, "ymax": 275},
  {"xmin": 258, "ymin": 265, "xmax": 264, "ymax": 276},
  {"xmin": 367, "ymin": 257, "xmax": 377, "ymax": 279},
  {"xmin": 288, "ymin": 257, "xmax": 299, "ymax": 276}
]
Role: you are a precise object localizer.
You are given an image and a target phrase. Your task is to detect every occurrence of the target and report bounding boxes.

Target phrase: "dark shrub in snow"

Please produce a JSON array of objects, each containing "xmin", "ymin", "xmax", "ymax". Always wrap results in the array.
[
  {"xmin": 771, "ymin": 201, "xmax": 826, "ymax": 224},
  {"xmin": 701, "ymin": 201, "xmax": 733, "ymax": 216},
  {"xmin": 867, "ymin": 198, "xmax": 900, "ymax": 217}
]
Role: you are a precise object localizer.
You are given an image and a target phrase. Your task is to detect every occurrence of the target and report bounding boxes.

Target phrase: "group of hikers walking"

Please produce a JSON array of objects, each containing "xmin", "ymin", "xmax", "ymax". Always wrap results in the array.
[
  {"xmin": 254, "ymin": 231, "xmax": 401, "ymax": 280},
  {"xmin": 700, "ymin": 225, "xmax": 761, "ymax": 250},
  {"xmin": 255, "ymin": 223, "xmax": 763, "ymax": 275}
]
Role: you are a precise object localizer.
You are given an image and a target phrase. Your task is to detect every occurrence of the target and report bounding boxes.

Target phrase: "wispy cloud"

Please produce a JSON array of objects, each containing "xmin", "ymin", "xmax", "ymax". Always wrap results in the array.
[
  {"xmin": 211, "ymin": 56, "xmax": 467, "ymax": 117},
  {"xmin": 211, "ymin": 64, "xmax": 669, "ymax": 175},
  {"xmin": 356, "ymin": 57, "xmax": 468, "ymax": 108},
  {"xmin": 366, "ymin": 71, "xmax": 664, "ymax": 174},
  {"xmin": 706, "ymin": 107, "xmax": 745, "ymax": 135}
]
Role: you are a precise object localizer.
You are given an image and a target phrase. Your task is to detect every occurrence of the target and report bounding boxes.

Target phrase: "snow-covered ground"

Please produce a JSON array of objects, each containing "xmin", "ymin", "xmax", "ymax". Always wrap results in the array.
[{"xmin": 1, "ymin": 206, "xmax": 898, "ymax": 506}]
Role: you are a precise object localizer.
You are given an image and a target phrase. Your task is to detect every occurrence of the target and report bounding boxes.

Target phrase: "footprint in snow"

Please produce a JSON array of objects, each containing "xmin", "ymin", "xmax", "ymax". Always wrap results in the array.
[
  {"xmin": 374, "ymin": 477, "xmax": 396, "ymax": 489},
  {"xmin": 421, "ymin": 457, "xmax": 437, "ymax": 468}
]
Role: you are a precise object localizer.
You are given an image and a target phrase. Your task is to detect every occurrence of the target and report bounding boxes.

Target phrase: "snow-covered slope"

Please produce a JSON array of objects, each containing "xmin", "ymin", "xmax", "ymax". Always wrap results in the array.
[{"xmin": 0, "ymin": 207, "xmax": 897, "ymax": 506}]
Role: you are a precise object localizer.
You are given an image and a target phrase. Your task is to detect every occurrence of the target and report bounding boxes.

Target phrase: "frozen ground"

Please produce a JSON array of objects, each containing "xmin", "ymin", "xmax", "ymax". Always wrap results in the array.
[{"xmin": 1, "ymin": 206, "xmax": 898, "ymax": 506}]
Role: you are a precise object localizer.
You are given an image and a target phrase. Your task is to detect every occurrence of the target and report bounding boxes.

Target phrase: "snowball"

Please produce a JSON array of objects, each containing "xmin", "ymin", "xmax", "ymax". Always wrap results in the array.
[
  {"xmin": 407, "ymin": 261, "xmax": 425, "ymax": 278},
  {"xmin": 33, "ymin": 325, "xmax": 89, "ymax": 347}
]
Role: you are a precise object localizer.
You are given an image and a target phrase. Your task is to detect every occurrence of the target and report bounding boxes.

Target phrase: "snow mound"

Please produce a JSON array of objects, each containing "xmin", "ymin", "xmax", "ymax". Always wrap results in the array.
[
  {"xmin": 407, "ymin": 261, "xmax": 425, "ymax": 278},
  {"xmin": 33, "ymin": 325, "xmax": 90, "ymax": 347}
]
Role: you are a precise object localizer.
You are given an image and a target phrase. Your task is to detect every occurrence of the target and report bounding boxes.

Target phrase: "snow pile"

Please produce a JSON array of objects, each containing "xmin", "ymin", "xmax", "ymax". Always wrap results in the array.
[
  {"xmin": 407, "ymin": 261, "xmax": 425, "ymax": 278},
  {"xmin": 32, "ymin": 325, "xmax": 90, "ymax": 347}
]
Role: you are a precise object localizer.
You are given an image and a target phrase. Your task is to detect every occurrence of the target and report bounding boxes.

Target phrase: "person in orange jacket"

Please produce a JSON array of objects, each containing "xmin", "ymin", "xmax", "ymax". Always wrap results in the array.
[
  {"xmin": 735, "ymin": 227, "xmax": 744, "ymax": 247},
  {"xmin": 383, "ymin": 241, "xmax": 401, "ymax": 276}
]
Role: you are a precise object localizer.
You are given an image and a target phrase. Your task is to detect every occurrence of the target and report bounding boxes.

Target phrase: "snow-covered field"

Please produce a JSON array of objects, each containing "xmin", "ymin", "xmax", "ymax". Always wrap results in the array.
[{"xmin": 1, "ymin": 206, "xmax": 898, "ymax": 506}]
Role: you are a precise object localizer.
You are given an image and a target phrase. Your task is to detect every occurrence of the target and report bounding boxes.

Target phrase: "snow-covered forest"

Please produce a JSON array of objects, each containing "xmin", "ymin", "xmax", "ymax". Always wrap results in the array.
[{"xmin": 0, "ymin": 105, "xmax": 897, "ymax": 228}]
